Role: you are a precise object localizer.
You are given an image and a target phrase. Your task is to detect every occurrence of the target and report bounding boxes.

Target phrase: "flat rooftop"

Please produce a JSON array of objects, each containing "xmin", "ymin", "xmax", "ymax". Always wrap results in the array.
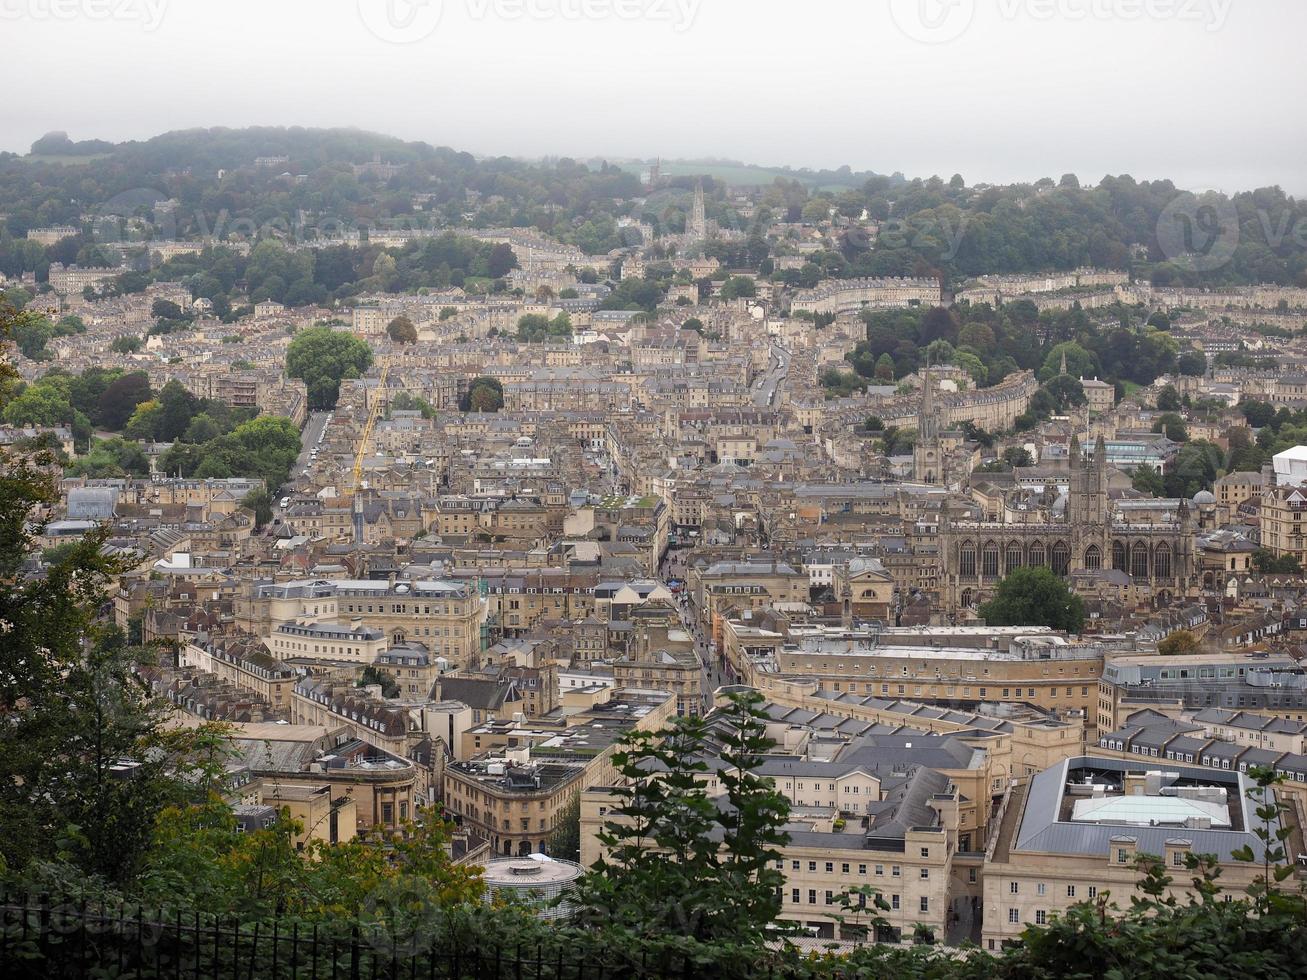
[{"xmin": 1070, "ymin": 795, "xmax": 1231, "ymax": 829}]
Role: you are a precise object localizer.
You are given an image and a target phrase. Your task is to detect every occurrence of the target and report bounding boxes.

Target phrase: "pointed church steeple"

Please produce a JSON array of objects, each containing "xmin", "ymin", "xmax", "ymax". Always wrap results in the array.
[
  {"xmin": 1059, "ymin": 349, "xmax": 1068, "ymax": 376},
  {"xmin": 919, "ymin": 354, "xmax": 939, "ymax": 443}
]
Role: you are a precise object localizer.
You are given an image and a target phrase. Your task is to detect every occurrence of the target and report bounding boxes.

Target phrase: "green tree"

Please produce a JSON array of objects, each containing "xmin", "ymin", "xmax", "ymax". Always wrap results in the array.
[
  {"xmin": 1241, "ymin": 400, "xmax": 1276, "ymax": 428},
  {"xmin": 286, "ymin": 326, "xmax": 373, "ymax": 410},
  {"xmin": 386, "ymin": 314, "xmax": 418, "ymax": 344},
  {"xmin": 1132, "ymin": 463, "xmax": 1166, "ymax": 497},
  {"xmin": 547, "ymin": 792, "xmax": 581, "ymax": 862},
  {"xmin": 96, "ymin": 371, "xmax": 153, "ymax": 430},
  {"xmin": 183, "ymin": 412, "xmax": 222, "ymax": 444},
  {"xmin": 241, "ymin": 486, "xmax": 273, "ymax": 530},
  {"xmin": 155, "ymin": 379, "xmax": 200, "ymax": 441},
  {"xmin": 719, "ymin": 275, "xmax": 757, "ymax": 300},
  {"xmin": 979, "ymin": 566, "xmax": 1085, "ymax": 633},
  {"xmin": 109, "ymin": 334, "xmax": 142, "ymax": 354},
  {"xmin": 2, "ymin": 380, "xmax": 76, "ymax": 427},
  {"xmin": 389, "ymin": 390, "xmax": 436, "ymax": 419},
  {"xmin": 516, "ymin": 312, "xmax": 572, "ymax": 342},
  {"xmin": 1157, "ymin": 629, "xmax": 1200, "ymax": 656},
  {"xmin": 1252, "ymin": 549, "xmax": 1303, "ymax": 575},
  {"xmin": 1153, "ymin": 412, "xmax": 1189, "ymax": 442},
  {"xmin": 462, "ymin": 377, "xmax": 504, "ymax": 413},
  {"xmin": 1177, "ymin": 349, "xmax": 1207, "ymax": 376},
  {"xmin": 1157, "ymin": 385, "xmax": 1182, "ymax": 411},
  {"xmin": 66, "ymin": 437, "xmax": 150, "ymax": 478},
  {"xmin": 1044, "ymin": 374, "xmax": 1087, "ymax": 412},
  {"xmin": 573, "ymin": 691, "xmax": 791, "ymax": 943},
  {"xmin": 0, "ymin": 300, "xmax": 222, "ymax": 883},
  {"xmin": 358, "ymin": 664, "xmax": 400, "ymax": 698},
  {"xmin": 1039, "ymin": 342, "xmax": 1097, "ymax": 382},
  {"xmin": 1002, "ymin": 446, "xmax": 1034, "ymax": 468}
]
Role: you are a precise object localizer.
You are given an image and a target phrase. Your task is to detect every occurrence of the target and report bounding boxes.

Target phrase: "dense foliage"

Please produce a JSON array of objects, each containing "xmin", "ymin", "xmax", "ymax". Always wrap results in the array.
[
  {"xmin": 850, "ymin": 302, "xmax": 1195, "ymax": 395},
  {"xmin": 979, "ymin": 566, "xmax": 1087, "ymax": 632},
  {"xmin": 285, "ymin": 325, "xmax": 373, "ymax": 409},
  {"xmin": 1, "ymin": 128, "xmax": 1306, "ymax": 313},
  {"xmin": 157, "ymin": 414, "xmax": 302, "ymax": 492}
]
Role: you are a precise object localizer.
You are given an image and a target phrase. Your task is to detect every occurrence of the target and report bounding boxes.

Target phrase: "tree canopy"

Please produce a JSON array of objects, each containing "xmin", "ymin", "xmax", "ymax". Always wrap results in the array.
[
  {"xmin": 979, "ymin": 566, "xmax": 1086, "ymax": 633},
  {"xmin": 285, "ymin": 326, "xmax": 373, "ymax": 409}
]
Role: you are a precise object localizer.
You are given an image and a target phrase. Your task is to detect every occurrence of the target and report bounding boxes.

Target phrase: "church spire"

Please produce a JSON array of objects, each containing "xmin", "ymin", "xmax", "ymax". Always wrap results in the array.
[
  {"xmin": 689, "ymin": 179, "xmax": 707, "ymax": 243},
  {"xmin": 1059, "ymin": 348, "xmax": 1068, "ymax": 376},
  {"xmin": 919, "ymin": 353, "xmax": 938, "ymax": 442}
]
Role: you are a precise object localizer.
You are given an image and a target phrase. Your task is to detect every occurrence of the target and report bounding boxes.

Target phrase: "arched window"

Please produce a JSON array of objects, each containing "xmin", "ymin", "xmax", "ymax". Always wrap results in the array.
[
  {"xmin": 1154, "ymin": 542, "xmax": 1172, "ymax": 579},
  {"xmin": 1084, "ymin": 545, "xmax": 1102, "ymax": 571},
  {"xmin": 1131, "ymin": 541, "xmax": 1150, "ymax": 579},
  {"xmin": 982, "ymin": 541, "xmax": 1000, "ymax": 578},
  {"xmin": 1028, "ymin": 541, "xmax": 1046, "ymax": 567},
  {"xmin": 1005, "ymin": 542, "xmax": 1023, "ymax": 572},
  {"xmin": 961, "ymin": 588, "xmax": 974, "ymax": 608},
  {"xmin": 960, "ymin": 541, "xmax": 976, "ymax": 577},
  {"xmin": 1112, "ymin": 540, "xmax": 1127, "ymax": 571},
  {"xmin": 1051, "ymin": 541, "xmax": 1071, "ymax": 577}
]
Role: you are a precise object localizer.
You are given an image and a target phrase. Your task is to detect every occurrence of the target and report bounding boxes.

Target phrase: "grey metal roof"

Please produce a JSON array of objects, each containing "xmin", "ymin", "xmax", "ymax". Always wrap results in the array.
[{"xmin": 1012, "ymin": 756, "xmax": 1271, "ymax": 863}]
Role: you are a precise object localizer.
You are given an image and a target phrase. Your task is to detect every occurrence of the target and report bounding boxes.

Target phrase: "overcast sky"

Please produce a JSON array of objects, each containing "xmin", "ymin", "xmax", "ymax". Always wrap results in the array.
[{"xmin": 2, "ymin": 0, "xmax": 1303, "ymax": 193}]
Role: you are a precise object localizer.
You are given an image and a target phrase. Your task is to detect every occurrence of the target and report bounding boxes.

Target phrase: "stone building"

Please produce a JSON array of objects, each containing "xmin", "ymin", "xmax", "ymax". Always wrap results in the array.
[{"xmin": 937, "ymin": 434, "xmax": 1197, "ymax": 610}]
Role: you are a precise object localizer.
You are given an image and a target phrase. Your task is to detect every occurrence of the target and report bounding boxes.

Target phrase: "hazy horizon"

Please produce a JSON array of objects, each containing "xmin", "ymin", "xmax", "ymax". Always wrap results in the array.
[{"xmin": 2, "ymin": 0, "xmax": 1305, "ymax": 195}]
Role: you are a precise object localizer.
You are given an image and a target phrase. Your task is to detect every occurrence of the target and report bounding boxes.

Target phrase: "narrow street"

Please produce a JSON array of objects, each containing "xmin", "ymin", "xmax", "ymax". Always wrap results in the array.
[{"xmin": 663, "ymin": 548, "xmax": 733, "ymax": 710}]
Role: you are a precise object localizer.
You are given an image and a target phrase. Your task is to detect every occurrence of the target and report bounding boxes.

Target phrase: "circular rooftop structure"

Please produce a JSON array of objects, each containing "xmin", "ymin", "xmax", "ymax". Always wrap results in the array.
[{"xmin": 483, "ymin": 855, "xmax": 584, "ymax": 919}]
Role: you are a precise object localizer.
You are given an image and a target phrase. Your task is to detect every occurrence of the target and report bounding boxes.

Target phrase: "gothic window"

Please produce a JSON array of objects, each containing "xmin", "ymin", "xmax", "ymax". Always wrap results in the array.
[
  {"xmin": 961, "ymin": 588, "xmax": 974, "ymax": 608},
  {"xmin": 1131, "ymin": 541, "xmax": 1150, "ymax": 580},
  {"xmin": 1084, "ymin": 545, "xmax": 1102, "ymax": 571},
  {"xmin": 1005, "ymin": 543, "xmax": 1023, "ymax": 572},
  {"xmin": 982, "ymin": 541, "xmax": 1000, "ymax": 578},
  {"xmin": 1051, "ymin": 541, "xmax": 1071, "ymax": 577},
  {"xmin": 1112, "ymin": 540, "xmax": 1127, "ymax": 571},
  {"xmin": 960, "ymin": 542, "xmax": 976, "ymax": 577},
  {"xmin": 1154, "ymin": 542, "xmax": 1172, "ymax": 579},
  {"xmin": 1028, "ymin": 541, "xmax": 1046, "ymax": 567}
]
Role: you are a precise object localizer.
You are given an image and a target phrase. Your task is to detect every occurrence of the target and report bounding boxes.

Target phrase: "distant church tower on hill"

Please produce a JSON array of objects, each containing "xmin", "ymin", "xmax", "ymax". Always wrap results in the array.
[
  {"xmin": 688, "ymin": 180, "xmax": 708, "ymax": 243},
  {"xmin": 914, "ymin": 359, "xmax": 943, "ymax": 484}
]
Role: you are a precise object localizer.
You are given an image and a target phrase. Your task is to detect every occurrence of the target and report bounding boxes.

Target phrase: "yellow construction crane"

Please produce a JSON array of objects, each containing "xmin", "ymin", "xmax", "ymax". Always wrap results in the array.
[{"xmin": 349, "ymin": 357, "xmax": 391, "ymax": 496}]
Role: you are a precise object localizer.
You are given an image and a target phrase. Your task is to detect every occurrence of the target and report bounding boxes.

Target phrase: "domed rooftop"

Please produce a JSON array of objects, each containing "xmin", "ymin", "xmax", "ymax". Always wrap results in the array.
[{"xmin": 1192, "ymin": 490, "xmax": 1216, "ymax": 505}]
